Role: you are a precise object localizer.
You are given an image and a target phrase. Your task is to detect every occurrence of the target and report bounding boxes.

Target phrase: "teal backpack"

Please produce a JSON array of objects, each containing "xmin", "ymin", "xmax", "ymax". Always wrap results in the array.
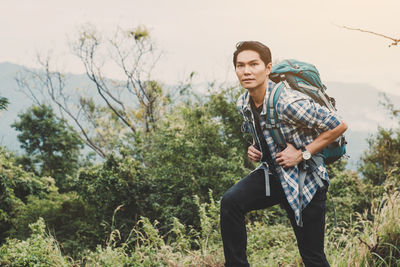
[{"xmin": 268, "ymin": 59, "xmax": 347, "ymax": 164}]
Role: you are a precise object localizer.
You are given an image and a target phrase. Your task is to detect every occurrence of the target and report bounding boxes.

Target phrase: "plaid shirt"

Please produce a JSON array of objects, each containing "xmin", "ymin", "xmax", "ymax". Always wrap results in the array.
[{"xmin": 237, "ymin": 80, "xmax": 341, "ymax": 225}]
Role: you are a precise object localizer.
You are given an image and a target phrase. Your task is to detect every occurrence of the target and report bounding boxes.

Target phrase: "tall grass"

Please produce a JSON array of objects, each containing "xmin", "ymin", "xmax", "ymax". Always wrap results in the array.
[
  {"xmin": 1, "ymin": 185, "xmax": 399, "ymax": 266},
  {"xmin": 328, "ymin": 178, "xmax": 400, "ymax": 266},
  {"xmin": 0, "ymin": 218, "xmax": 70, "ymax": 266}
]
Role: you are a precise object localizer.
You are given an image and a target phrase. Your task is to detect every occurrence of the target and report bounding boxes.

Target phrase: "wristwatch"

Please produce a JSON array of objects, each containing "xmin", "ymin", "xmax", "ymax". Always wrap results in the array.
[{"xmin": 301, "ymin": 147, "xmax": 312, "ymax": 160}]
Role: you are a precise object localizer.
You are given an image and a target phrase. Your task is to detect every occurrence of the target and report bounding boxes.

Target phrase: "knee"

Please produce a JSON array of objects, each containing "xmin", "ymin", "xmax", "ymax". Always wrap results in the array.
[{"xmin": 220, "ymin": 190, "xmax": 240, "ymax": 213}]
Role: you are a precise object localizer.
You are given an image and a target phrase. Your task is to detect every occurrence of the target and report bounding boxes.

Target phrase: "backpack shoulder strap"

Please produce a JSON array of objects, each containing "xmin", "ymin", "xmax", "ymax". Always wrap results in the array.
[{"xmin": 266, "ymin": 82, "xmax": 287, "ymax": 150}]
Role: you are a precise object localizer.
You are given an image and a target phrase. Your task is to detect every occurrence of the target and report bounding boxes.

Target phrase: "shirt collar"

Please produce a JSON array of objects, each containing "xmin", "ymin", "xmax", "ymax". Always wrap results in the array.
[{"xmin": 243, "ymin": 80, "xmax": 276, "ymax": 116}]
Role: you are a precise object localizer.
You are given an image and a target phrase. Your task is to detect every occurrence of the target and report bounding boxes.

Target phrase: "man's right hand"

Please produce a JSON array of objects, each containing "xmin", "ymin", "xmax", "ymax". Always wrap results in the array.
[{"xmin": 248, "ymin": 145, "xmax": 262, "ymax": 162}]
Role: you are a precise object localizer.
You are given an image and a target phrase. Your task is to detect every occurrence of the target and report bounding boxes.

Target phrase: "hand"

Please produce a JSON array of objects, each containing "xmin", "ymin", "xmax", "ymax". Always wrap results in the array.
[
  {"xmin": 248, "ymin": 145, "xmax": 262, "ymax": 162},
  {"xmin": 276, "ymin": 143, "xmax": 303, "ymax": 168}
]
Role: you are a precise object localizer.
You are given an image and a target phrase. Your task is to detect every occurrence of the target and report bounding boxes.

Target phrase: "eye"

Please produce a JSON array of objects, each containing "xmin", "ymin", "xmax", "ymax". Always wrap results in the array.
[{"xmin": 251, "ymin": 62, "xmax": 258, "ymax": 66}]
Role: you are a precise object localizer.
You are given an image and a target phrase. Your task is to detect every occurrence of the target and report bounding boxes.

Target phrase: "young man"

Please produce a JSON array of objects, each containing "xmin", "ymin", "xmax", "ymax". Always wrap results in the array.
[{"xmin": 220, "ymin": 41, "xmax": 348, "ymax": 267}]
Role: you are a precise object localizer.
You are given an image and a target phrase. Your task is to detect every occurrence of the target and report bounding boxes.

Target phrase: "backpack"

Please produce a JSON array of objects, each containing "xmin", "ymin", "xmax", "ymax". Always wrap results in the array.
[{"xmin": 268, "ymin": 59, "xmax": 347, "ymax": 164}]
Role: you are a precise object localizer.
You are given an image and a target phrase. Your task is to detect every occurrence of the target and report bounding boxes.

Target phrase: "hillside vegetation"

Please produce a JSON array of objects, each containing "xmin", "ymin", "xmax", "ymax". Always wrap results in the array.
[
  {"xmin": 0, "ymin": 84, "xmax": 399, "ymax": 266},
  {"xmin": 1, "ymin": 26, "xmax": 399, "ymax": 266}
]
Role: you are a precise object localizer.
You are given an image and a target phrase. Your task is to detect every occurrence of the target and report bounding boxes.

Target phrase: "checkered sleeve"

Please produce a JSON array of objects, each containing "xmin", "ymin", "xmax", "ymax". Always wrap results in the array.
[
  {"xmin": 281, "ymin": 98, "xmax": 341, "ymax": 131},
  {"xmin": 236, "ymin": 92, "xmax": 246, "ymax": 117}
]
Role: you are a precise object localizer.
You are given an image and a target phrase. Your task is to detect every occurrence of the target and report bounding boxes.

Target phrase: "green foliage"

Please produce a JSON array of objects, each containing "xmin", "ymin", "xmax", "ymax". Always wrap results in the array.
[
  {"xmin": 82, "ymin": 245, "xmax": 134, "ymax": 267},
  {"xmin": 3, "ymin": 64, "xmax": 400, "ymax": 266},
  {"xmin": 9, "ymin": 191, "xmax": 100, "ymax": 257},
  {"xmin": 0, "ymin": 96, "xmax": 9, "ymax": 111},
  {"xmin": 73, "ymin": 154, "xmax": 150, "ymax": 243},
  {"xmin": 1, "ymin": 176, "xmax": 400, "ymax": 266},
  {"xmin": 327, "ymin": 185, "xmax": 400, "ymax": 266},
  {"xmin": 0, "ymin": 147, "xmax": 54, "ymax": 242},
  {"xmin": 328, "ymin": 168, "xmax": 374, "ymax": 226},
  {"xmin": 0, "ymin": 218, "xmax": 70, "ymax": 266},
  {"xmin": 12, "ymin": 104, "xmax": 83, "ymax": 191},
  {"xmin": 206, "ymin": 86, "xmax": 246, "ymax": 151},
  {"xmin": 141, "ymin": 103, "xmax": 248, "ymax": 228},
  {"xmin": 128, "ymin": 25, "xmax": 150, "ymax": 40},
  {"xmin": 206, "ymin": 86, "xmax": 254, "ymax": 169},
  {"xmin": 359, "ymin": 127, "xmax": 400, "ymax": 185}
]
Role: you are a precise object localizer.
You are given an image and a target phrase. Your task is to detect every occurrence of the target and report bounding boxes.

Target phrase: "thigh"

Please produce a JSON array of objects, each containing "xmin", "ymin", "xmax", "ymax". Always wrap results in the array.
[{"xmin": 222, "ymin": 169, "xmax": 284, "ymax": 213}]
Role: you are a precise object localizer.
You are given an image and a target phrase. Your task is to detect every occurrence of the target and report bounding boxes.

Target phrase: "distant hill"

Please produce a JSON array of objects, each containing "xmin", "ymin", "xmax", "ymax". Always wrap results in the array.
[
  {"xmin": 1, "ymin": 62, "xmax": 399, "ymax": 170},
  {"xmin": 0, "ymin": 62, "xmax": 31, "ymax": 151},
  {"xmin": 0, "ymin": 62, "xmax": 97, "ymax": 153},
  {"xmin": 326, "ymin": 81, "xmax": 400, "ymax": 168}
]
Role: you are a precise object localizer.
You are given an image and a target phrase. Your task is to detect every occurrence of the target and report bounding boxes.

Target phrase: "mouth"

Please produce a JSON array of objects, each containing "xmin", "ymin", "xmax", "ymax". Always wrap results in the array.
[{"xmin": 242, "ymin": 79, "xmax": 255, "ymax": 82}]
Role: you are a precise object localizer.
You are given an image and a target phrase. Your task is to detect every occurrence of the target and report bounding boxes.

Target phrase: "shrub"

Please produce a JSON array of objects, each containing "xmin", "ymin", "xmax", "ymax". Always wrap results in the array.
[{"xmin": 0, "ymin": 218, "xmax": 70, "ymax": 266}]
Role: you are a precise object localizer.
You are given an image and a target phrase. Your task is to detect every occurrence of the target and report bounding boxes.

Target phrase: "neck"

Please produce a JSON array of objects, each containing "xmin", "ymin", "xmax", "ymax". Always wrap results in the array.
[{"xmin": 248, "ymin": 80, "xmax": 268, "ymax": 108}]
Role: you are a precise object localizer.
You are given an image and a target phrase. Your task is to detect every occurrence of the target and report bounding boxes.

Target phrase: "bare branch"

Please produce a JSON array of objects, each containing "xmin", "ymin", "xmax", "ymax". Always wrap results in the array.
[
  {"xmin": 72, "ymin": 25, "xmax": 138, "ymax": 134},
  {"xmin": 15, "ymin": 70, "xmax": 42, "ymax": 106},
  {"xmin": 18, "ymin": 24, "xmax": 167, "ymax": 157},
  {"xmin": 16, "ymin": 54, "xmax": 107, "ymax": 158},
  {"xmin": 338, "ymin": 25, "xmax": 399, "ymax": 47}
]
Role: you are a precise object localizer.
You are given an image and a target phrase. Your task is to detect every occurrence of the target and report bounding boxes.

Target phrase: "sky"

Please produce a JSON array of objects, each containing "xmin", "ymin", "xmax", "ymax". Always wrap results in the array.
[{"xmin": 1, "ymin": 0, "xmax": 399, "ymax": 95}]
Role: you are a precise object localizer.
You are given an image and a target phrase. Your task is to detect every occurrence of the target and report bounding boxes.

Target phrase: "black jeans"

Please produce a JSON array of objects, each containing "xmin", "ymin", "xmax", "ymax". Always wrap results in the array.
[{"xmin": 220, "ymin": 169, "xmax": 330, "ymax": 267}]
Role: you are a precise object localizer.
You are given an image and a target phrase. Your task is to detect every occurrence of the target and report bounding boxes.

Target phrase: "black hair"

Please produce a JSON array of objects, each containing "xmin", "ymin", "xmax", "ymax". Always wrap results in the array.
[{"xmin": 233, "ymin": 41, "xmax": 272, "ymax": 67}]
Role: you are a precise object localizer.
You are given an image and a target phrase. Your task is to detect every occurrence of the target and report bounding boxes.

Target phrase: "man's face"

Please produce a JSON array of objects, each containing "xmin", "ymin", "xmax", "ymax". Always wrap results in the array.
[{"xmin": 235, "ymin": 50, "xmax": 272, "ymax": 91}]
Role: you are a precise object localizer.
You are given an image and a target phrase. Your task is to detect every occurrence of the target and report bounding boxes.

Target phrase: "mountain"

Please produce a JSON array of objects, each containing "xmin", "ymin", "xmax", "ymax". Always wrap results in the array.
[
  {"xmin": 0, "ymin": 62, "xmax": 32, "ymax": 151},
  {"xmin": 327, "ymin": 81, "xmax": 399, "ymax": 132},
  {"xmin": 326, "ymin": 82, "xmax": 400, "ymax": 168},
  {"xmin": 0, "ymin": 62, "xmax": 97, "ymax": 153},
  {"xmin": 1, "ymin": 62, "xmax": 399, "ymax": 170}
]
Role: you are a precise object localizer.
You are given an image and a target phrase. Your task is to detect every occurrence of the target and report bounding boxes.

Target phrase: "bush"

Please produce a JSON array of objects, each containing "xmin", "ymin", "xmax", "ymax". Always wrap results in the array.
[
  {"xmin": 327, "ymin": 180, "xmax": 400, "ymax": 266},
  {"xmin": 9, "ymin": 191, "xmax": 100, "ymax": 257},
  {"xmin": 0, "ymin": 147, "xmax": 56, "ymax": 242},
  {"xmin": 0, "ymin": 218, "xmax": 70, "ymax": 266}
]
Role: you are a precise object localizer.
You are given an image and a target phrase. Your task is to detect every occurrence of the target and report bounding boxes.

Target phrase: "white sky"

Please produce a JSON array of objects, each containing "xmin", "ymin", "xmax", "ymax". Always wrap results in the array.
[{"xmin": 1, "ymin": 0, "xmax": 399, "ymax": 95}]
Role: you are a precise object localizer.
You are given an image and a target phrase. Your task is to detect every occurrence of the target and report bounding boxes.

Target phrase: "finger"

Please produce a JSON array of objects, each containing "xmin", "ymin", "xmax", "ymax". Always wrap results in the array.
[
  {"xmin": 249, "ymin": 145, "xmax": 262, "ymax": 154},
  {"xmin": 249, "ymin": 152, "xmax": 261, "ymax": 160},
  {"xmin": 249, "ymin": 151, "xmax": 261, "ymax": 160},
  {"xmin": 249, "ymin": 156, "xmax": 259, "ymax": 162},
  {"xmin": 254, "ymin": 151, "xmax": 262, "ymax": 157},
  {"xmin": 249, "ymin": 149, "xmax": 262, "ymax": 158},
  {"xmin": 247, "ymin": 151, "xmax": 258, "ymax": 160},
  {"xmin": 248, "ymin": 149, "xmax": 256, "ymax": 157},
  {"xmin": 278, "ymin": 159, "xmax": 288, "ymax": 166}
]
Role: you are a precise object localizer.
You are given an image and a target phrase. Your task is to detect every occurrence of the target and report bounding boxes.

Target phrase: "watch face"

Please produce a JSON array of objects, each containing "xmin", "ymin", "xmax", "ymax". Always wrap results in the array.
[{"xmin": 302, "ymin": 150, "xmax": 311, "ymax": 160}]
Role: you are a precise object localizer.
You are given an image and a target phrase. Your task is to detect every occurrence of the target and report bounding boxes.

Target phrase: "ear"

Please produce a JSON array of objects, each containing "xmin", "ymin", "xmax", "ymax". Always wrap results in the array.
[{"xmin": 266, "ymin": 62, "xmax": 272, "ymax": 75}]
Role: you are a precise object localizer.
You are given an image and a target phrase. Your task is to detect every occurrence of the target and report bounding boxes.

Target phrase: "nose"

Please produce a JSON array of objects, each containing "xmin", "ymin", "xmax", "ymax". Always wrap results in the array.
[{"xmin": 243, "ymin": 65, "xmax": 251, "ymax": 74}]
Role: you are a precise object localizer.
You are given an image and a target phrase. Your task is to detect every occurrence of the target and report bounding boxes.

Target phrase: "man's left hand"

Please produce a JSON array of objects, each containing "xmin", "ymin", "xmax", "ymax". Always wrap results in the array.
[{"xmin": 276, "ymin": 143, "xmax": 303, "ymax": 168}]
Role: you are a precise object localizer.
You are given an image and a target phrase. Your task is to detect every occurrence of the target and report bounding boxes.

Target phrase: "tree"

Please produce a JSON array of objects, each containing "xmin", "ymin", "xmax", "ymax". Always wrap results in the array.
[
  {"xmin": 358, "ymin": 95, "xmax": 400, "ymax": 185},
  {"xmin": 138, "ymin": 101, "xmax": 249, "ymax": 229},
  {"xmin": 12, "ymin": 104, "xmax": 83, "ymax": 191},
  {"xmin": 0, "ymin": 147, "xmax": 55, "ymax": 242},
  {"xmin": 206, "ymin": 85, "xmax": 254, "ymax": 168},
  {"xmin": 0, "ymin": 96, "xmax": 9, "ymax": 111},
  {"xmin": 16, "ymin": 24, "xmax": 170, "ymax": 158},
  {"xmin": 358, "ymin": 127, "xmax": 400, "ymax": 185},
  {"xmin": 72, "ymin": 154, "xmax": 150, "ymax": 243}
]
